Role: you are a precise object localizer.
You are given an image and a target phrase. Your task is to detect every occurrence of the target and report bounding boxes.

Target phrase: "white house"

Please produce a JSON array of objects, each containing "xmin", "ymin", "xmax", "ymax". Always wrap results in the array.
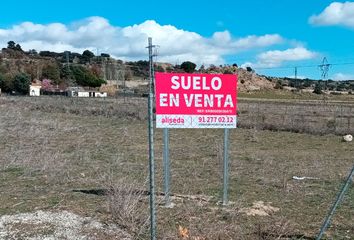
[
  {"xmin": 67, "ymin": 89, "xmax": 89, "ymax": 97},
  {"xmin": 94, "ymin": 92, "xmax": 108, "ymax": 98},
  {"xmin": 30, "ymin": 85, "xmax": 41, "ymax": 96},
  {"xmin": 67, "ymin": 87, "xmax": 107, "ymax": 98}
]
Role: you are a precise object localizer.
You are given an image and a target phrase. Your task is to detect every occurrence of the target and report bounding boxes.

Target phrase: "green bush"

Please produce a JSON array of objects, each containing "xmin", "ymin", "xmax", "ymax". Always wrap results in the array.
[
  {"xmin": 274, "ymin": 80, "xmax": 283, "ymax": 89},
  {"xmin": 246, "ymin": 66, "xmax": 253, "ymax": 72},
  {"xmin": 70, "ymin": 65, "xmax": 106, "ymax": 88},
  {"xmin": 13, "ymin": 73, "xmax": 30, "ymax": 94},
  {"xmin": 0, "ymin": 74, "xmax": 15, "ymax": 93},
  {"xmin": 313, "ymin": 82, "xmax": 323, "ymax": 94},
  {"xmin": 155, "ymin": 65, "xmax": 165, "ymax": 73},
  {"xmin": 180, "ymin": 61, "xmax": 196, "ymax": 73}
]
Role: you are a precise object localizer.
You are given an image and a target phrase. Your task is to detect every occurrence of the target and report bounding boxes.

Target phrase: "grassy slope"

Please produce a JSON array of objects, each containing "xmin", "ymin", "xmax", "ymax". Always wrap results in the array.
[{"xmin": 0, "ymin": 96, "xmax": 353, "ymax": 239}]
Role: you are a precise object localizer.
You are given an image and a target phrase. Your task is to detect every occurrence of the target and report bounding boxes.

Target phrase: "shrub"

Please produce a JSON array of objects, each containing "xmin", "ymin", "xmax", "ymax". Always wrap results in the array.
[
  {"xmin": 41, "ymin": 79, "xmax": 54, "ymax": 91},
  {"xmin": 106, "ymin": 178, "xmax": 149, "ymax": 238},
  {"xmin": 223, "ymin": 69, "xmax": 233, "ymax": 74},
  {"xmin": 100, "ymin": 53, "xmax": 110, "ymax": 58},
  {"xmin": 0, "ymin": 74, "xmax": 15, "ymax": 93},
  {"xmin": 313, "ymin": 82, "xmax": 323, "ymax": 94},
  {"xmin": 155, "ymin": 65, "xmax": 165, "ymax": 73},
  {"xmin": 246, "ymin": 66, "xmax": 253, "ymax": 72},
  {"xmin": 274, "ymin": 80, "xmax": 283, "ymax": 89},
  {"xmin": 13, "ymin": 73, "xmax": 30, "ymax": 94},
  {"xmin": 180, "ymin": 61, "xmax": 196, "ymax": 73},
  {"xmin": 70, "ymin": 65, "xmax": 106, "ymax": 88}
]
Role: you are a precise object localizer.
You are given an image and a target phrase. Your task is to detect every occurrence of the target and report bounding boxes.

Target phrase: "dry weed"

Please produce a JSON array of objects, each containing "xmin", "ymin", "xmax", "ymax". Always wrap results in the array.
[{"xmin": 105, "ymin": 177, "xmax": 150, "ymax": 239}]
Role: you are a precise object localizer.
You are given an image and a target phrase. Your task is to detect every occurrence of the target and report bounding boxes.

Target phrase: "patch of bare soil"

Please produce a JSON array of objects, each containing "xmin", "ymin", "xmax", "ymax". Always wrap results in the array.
[
  {"xmin": 0, "ymin": 210, "xmax": 131, "ymax": 240},
  {"xmin": 240, "ymin": 201, "xmax": 280, "ymax": 216}
]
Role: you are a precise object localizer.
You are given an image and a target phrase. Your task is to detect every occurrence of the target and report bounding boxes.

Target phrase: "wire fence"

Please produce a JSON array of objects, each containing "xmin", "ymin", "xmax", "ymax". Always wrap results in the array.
[
  {"xmin": 0, "ymin": 95, "xmax": 353, "ymax": 239},
  {"xmin": 238, "ymin": 100, "xmax": 354, "ymax": 135},
  {"xmin": 9, "ymin": 95, "xmax": 354, "ymax": 135}
]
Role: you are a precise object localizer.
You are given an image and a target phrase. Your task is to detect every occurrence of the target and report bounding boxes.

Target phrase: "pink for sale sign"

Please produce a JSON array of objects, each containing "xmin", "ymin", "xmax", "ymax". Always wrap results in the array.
[{"xmin": 155, "ymin": 72, "xmax": 237, "ymax": 128}]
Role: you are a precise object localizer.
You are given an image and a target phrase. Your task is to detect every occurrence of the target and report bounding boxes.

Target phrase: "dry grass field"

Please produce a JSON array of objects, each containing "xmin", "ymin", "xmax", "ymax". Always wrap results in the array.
[{"xmin": 0, "ymin": 96, "xmax": 353, "ymax": 239}]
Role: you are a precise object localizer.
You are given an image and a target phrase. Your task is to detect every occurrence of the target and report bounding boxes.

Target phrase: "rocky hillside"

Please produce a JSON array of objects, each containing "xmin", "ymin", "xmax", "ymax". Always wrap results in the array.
[
  {"xmin": 236, "ymin": 68, "xmax": 275, "ymax": 91},
  {"xmin": 0, "ymin": 44, "xmax": 275, "ymax": 94}
]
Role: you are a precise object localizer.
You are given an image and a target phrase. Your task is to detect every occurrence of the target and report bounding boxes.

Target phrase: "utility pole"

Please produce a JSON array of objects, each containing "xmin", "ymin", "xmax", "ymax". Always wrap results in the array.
[
  {"xmin": 319, "ymin": 57, "xmax": 331, "ymax": 79},
  {"xmin": 319, "ymin": 57, "xmax": 331, "ymax": 91},
  {"xmin": 147, "ymin": 37, "xmax": 157, "ymax": 240},
  {"xmin": 294, "ymin": 66, "xmax": 298, "ymax": 89},
  {"xmin": 65, "ymin": 51, "xmax": 69, "ymax": 67},
  {"xmin": 294, "ymin": 66, "xmax": 297, "ymax": 79},
  {"xmin": 65, "ymin": 51, "xmax": 71, "ymax": 83},
  {"xmin": 116, "ymin": 63, "xmax": 125, "ymax": 101}
]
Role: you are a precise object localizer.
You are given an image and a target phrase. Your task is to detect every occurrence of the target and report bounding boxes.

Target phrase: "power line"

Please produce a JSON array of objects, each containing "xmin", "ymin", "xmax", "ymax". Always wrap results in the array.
[{"xmin": 253, "ymin": 61, "xmax": 354, "ymax": 70}]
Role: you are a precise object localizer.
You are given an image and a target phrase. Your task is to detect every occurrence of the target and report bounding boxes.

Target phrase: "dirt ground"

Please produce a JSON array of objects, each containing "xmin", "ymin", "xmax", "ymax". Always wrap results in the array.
[
  {"xmin": 0, "ymin": 210, "xmax": 131, "ymax": 239},
  {"xmin": 0, "ymin": 96, "xmax": 353, "ymax": 239}
]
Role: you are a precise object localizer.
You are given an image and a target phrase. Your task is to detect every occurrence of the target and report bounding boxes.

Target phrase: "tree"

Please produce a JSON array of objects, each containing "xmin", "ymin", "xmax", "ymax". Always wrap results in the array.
[
  {"xmin": 180, "ymin": 61, "xmax": 196, "ymax": 73},
  {"xmin": 82, "ymin": 50, "xmax": 95, "ymax": 58},
  {"xmin": 70, "ymin": 65, "xmax": 106, "ymax": 88},
  {"xmin": 199, "ymin": 65, "xmax": 205, "ymax": 73},
  {"xmin": 28, "ymin": 49, "xmax": 38, "ymax": 55},
  {"xmin": 274, "ymin": 80, "xmax": 283, "ymax": 89},
  {"xmin": 7, "ymin": 41, "xmax": 15, "ymax": 49},
  {"xmin": 7, "ymin": 41, "xmax": 23, "ymax": 51},
  {"xmin": 13, "ymin": 73, "xmax": 30, "ymax": 94},
  {"xmin": 166, "ymin": 66, "xmax": 174, "ymax": 73},
  {"xmin": 80, "ymin": 50, "xmax": 95, "ymax": 64},
  {"xmin": 15, "ymin": 44, "xmax": 23, "ymax": 52},
  {"xmin": 303, "ymin": 80, "xmax": 312, "ymax": 88},
  {"xmin": 100, "ymin": 53, "xmax": 110, "ymax": 58},
  {"xmin": 0, "ymin": 74, "xmax": 14, "ymax": 93},
  {"xmin": 41, "ymin": 79, "xmax": 54, "ymax": 90},
  {"xmin": 39, "ymin": 51, "xmax": 61, "ymax": 58},
  {"xmin": 60, "ymin": 64, "xmax": 73, "ymax": 81},
  {"xmin": 41, "ymin": 64, "xmax": 60, "ymax": 84},
  {"xmin": 246, "ymin": 66, "xmax": 253, "ymax": 72},
  {"xmin": 155, "ymin": 65, "xmax": 165, "ymax": 73},
  {"xmin": 313, "ymin": 82, "xmax": 323, "ymax": 94}
]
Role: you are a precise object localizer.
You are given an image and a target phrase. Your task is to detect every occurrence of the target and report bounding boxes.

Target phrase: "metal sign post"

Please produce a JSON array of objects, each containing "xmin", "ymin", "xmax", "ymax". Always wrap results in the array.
[
  {"xmin": 163, "ymin": 128, "xmax": 171, "ymax": 207},
  {"xmin": 147, "ymin": 37, "xmax": 156, "ymax": 240},
  {"xmin": 222, "ymin": 128, "xmax": 230, "ymax": 205}
]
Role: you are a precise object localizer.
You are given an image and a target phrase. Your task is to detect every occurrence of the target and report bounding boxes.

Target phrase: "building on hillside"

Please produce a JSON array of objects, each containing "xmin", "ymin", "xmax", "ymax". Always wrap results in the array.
[
  {"xmin": 67, "ymin": 87, "xmax": 89, "ymax": 97},
  {"xmin": 93, "ymin": 92, "xmax": 108, "ymax": 98},
  {"xmin": 67, "ymin": 87, "xmax": 107, "ymax": 98},
  {"xmin": 30, "ymin": 84, "xmax": 42, "ymax": 96}
]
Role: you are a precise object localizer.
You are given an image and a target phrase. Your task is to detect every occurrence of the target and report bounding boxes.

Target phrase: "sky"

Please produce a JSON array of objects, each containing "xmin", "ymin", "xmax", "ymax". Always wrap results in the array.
[{"xmin": 0, "ymin": 0, "xmax": 353, "ymax": 80}]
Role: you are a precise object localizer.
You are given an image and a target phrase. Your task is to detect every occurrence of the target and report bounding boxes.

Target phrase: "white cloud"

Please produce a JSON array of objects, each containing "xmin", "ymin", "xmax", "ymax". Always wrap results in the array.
[
  {"xmin": 240, "ymin": 62, "xmax": 254, "ymax": 69},
  {"xmin": 286, "ymin": 75, "xmax": 307, "ymax": 79},
  {"xmin": 242, "ymin": 47, "xmax": 317, "ymax": 68},
  {"xmin": 257, "ymin": 47, "xmax": 317, "ymax": 67},
  {"xmin": 0, "ymin": 17, "xmax": 284, "ymax": 65},
  {"xmin": 232, "ymin": 34, "xmax": 283, "ymax": 49},
  {"xmin": 309, "ymin": 2, "xmax": 354, "ymax": 28},
  {"xmin": 333, "ymin": 72, "xmax": 354, "ymax": 80}
]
